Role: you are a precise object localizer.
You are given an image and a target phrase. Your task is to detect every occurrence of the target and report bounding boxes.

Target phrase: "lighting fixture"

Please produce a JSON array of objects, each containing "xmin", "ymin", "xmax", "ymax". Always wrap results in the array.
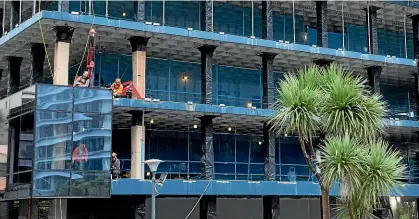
[
  {"xmin": 228, "ymin": 127, "xmax": 232, "ymax": 131},
  {"xmin": 311, "ymin": 45, "xmax": 317, "ymax": 48},
  {"xmin": 15, "ymin": 24, "xmax": 19, "ymax": 28},
  {"xmin": 284, "ymin": 133, "xmax": 288, "ymax": 137},
  {"xmin": 187, "ymin": 27, "xmax": 193, "ymax": 31},
  {"xmin": 152, "ymin": 99, "xmax": 160, "ymax": 102},
  {"xmin": 249, "ymin": 35, "xmax": 256, "ymax": 39},
  {"xmin": 278, "ymin": 40, "xmax": 284, "ymax": 43},
  {"xmin": 337, "ymin": 48, "xmax": 343, "ymax": 51},
  {"xmin": 122, "ymin": 12, "xmax": 126, "ymax": 17},
  {"xmin": 219, "ymin": 104, "xmax": 226, "ymax": 107},
  {"xmin": 101, "ymin": 126, "xmax": 104, "ymax": 130},
  {"xmin": 258, "ymin": 141, "xmax": 262, "ymax": 145},
  {"xmin": 150, "ymin": 119, "xmax": 154, "ymax": 124},
  {"xmin": 153, "ymin": 23, "xmax": 160, "ymax": 26},
  {"xmin": 144, "ymin": 98, "xmax": 152, "ymax": 102},
  {"xmin": 145, "ymin": 21, "xmax": 153, "ymax": 25},
  {"xmin": 145, "ymin": 159, "xmax": 164, "ymax": 173},
  {"xmin": 82, "ymin": 128, "xmax": 86, "ymax": 132},
  {"xmin": 187, "ymin": 101, "xmax": 194, "ymax": 105},
  {"xmin": 193, "ymin": 124, "xmax": 198, "ymax": 129},
  {"xmin": 246, "ymin": 102, "xmax": 253, "ymax": 108},
  {"xmin": 251, "ymin": 106, "xmax": 256, "ymax": 110},
  {"xmin": 285, "ymin": 41, "xmax": 290, "ymax": 44},
  {"xmin": 73, "ymin": 132, "xmax": 76, "ymax": 135},
  {"xmin": 219, "ymin": 32, "xmax": 225, "ymax": 35},
  {"xmin": 182, "ymin": 75, "xmax": 188, "ymax": 80},
  {"xmin": 71, "ymin": 11, "xmax": 80, "ymax": 15}
]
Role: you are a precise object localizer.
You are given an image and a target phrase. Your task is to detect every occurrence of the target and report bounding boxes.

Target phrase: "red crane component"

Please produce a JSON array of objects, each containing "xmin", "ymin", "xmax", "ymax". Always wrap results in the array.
[
  {"xmin": 86, "ymin": 28, "xmax": 96, "ymax": 87},
  {"xmin": 120, "ymin": 81, "xmax": 144, "ymax": 100}
]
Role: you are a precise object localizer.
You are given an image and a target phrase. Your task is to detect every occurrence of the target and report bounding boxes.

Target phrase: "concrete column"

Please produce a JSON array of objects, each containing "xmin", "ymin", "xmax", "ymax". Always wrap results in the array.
[
  {"xmin": 30, "ymin": 43, "xmax": 46, "ymax": 85},
  {"xmin": 200, "ymin": 116, "xmax": 214, "ymax": 179},
  {"xmin": 52, "ymin": 25, "xmax": 74, "ymax": 85},
  {"xmin": 261, "ymin": 53, "xmax": 276, "ymax": 109},
  {"xmin": 200, "ymin": 196, "xmax": 216, "ymax": 219},
  {"xmin": 48, "ymin": 199, "xmax": 67, "ymax": 219},
  {"xmin": 131, "ymin": 111, "xmax": 145, "ymax": 179},
  {"xmin": 263, "ymin": 196, "xmax": 279, "ymax": 219},
  {"xmin": 198, "ymin": 45, "xmax": 217, "ymax": 105},
  {"xmin": 261, "ymin": 52, "xmax": 276, "ymax": 181},
  {"xmin": 18, "ymin": 199, "xmax": 28, "ymax": 219},
  {"xmin": 10, "ymin": 1, "xmax": 19, "ymax": 30},
  {"xmin": 364, "ymin": 6, "xmax": 380, "ymax": 55},
  {"xmin": 366, "ymin": 66, "xmax": 382, "ymax": 94},
  {"xmin": 200, "ymin": 0, "xmax": 213, "ymax": 32},
  {"xmin": 316, "ymin": 1, "xmax": 328, "ymax": 47},
  {"xmin": 7, "ymin": 56, "xmax": 23, "ymax": 95},
  {"xmin": 134, "ymin": 0, "xmax": 146, "ymax": 22},
  {"xmin": 128, "ymin": 36, "xmax": 149, "ymax": 99},
  {"xmin": 261, "ymin": 1, "xmax": 273, "ymax": 40},
  {"xmin": 17, "ymin": 199, "xmax": 39, "ymax": 219},
  {"xmin": 58, "ymin": 0, "xmax": 69, "ymax": 12}
]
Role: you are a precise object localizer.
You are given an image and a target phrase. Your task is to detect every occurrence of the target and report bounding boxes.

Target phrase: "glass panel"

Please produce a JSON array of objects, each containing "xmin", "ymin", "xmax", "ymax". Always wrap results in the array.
[
  {"xmin": 32, "ymin": 170, "xmax": 71, "ymax": 197},
  {"xmin": 214, "ymin": 134, "xmax": 235, "ymax": 162},
  {"xmin": 72, "ymin": 113, "xmax": 112, "ymax": 171},
  {"xmin": 73, "ymin": 88, "xmax": 113, "ymax": 114},
  {"xmin": 148, "ymin": 131, "xmax": 188, "ymax": 161},
  {"xmin": 69, "ymin": 171, "xmax": 110, "ymax": 196},
  {"xmin": 108, "ymin": 1, "xmax": 134, "ymax": 20},
  {"xmin": 36, "ymin": 85, "xmax": 73, "ymax": 111},
  {"xmin": 34, "ymin": 111, "xmax": 73, "ymax": 170},
  {"xmin": 165, "ymin": 1, "xmax": 200, "ymax": 29},
  {"xmin": 214, "ymin": 163, "xmax": 235, "ymax": 174}
]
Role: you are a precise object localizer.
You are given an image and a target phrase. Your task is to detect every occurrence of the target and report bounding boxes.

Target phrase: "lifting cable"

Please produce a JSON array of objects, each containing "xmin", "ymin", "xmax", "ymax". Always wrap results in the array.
[
  {"xmin": 38, "ymin": 0, "xmax": 53, "ymax": 80},
  {"xmin": 37, "ymin": 0, "xmax": 96, "ymax": 80}
]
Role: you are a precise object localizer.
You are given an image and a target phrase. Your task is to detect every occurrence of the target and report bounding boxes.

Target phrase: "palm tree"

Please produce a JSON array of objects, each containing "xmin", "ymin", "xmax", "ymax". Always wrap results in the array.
[
  {"xmin": 269, "ymin": 64, "xmax": 387, "ymax": 219},
  {"xmin": 321, "ymin": 137, "xmax": 406, "ymax": 219}
]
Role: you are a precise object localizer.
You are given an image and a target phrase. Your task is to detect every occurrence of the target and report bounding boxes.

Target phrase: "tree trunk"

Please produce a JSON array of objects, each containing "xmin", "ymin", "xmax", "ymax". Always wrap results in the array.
[{"xmin": 321, "ymin": 188, "xmax": 330, "ymax": 219}]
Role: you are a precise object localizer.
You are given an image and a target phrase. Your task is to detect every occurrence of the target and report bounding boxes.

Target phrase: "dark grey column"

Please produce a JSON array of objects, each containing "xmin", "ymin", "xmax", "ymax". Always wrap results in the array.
[
  {"xmin": 261, "ymin": 1, "xmax": 273, "ymax": 40},
  {"xmin": 0, "ymin": 201, "xmax": 12, "ymax": 219},
  {"xmin": 313, "ymin": 59, "xmax": 333, "ymax": 68},
  {"xmin": 262, "ymin": 53, "xmax": 276, "ymax": 109},
  {"xmin": 364, "ymin": 6, "xmax": 380, "ymax": 55},
  {"xmin": 261, "ymin": 52, "xmax": 276, "ymax": 181},
  {"xmin": 263, "ymin": 123, "xmax": 275, "ymax": 181},
  {"xmin": 0, "ymin": 9, "xmax": 3, "ymax": 37},
  {"xmin": 200, "ymin": 196, "xmax": 216, "ymax": 219},
  {"xmin": 30, "ymin": 43, "xmax": 46, "ymax": 85},
  {"xmin": 263, "ymin": 196, "xmax": 279, "ymax": 219},
  {"xmin": 10, "ymin": 1, "xmax": 19, "ymax": 30},
  {"xmin": 411, "ymin": 15, "xmax": 419, "ymax": 60},
  {"xmin": 316, "ymin": 1, "xmax": 328, "ymax": 47},
  {"xmin": 30, "ymin": 199, "xmax": 39, "ymax": 219},
  {"xmin": 58, "ymin": 0, "xmax": 69, "ymax": 12},
  {"xmin": 366, "ymin": 66, "xmax": 382, "ymax": 94},
  {"xmin": 198, "ymin": 45, "xmax": 217, "ymax": 105},
  {"xmin": 134, "ymin": 0, "xmax": 145, "ymax": 22},
  {"xmin": 413, "ymin": 73, "xmax": 419, "ymax": 120},
  {"xmin": 200, "ymin": 0, "xmax": 213, "ymax": 32},
  {"xmin": 128, "ymin": 36, "xmax": 149, "ymax": 52},
  {"xmin": 7, "ymin": 56, "xmax": 23, "ymax": 95},
  {"xmin": 200, "ymin": 116, "xmax": 214, "ymax": 180}
]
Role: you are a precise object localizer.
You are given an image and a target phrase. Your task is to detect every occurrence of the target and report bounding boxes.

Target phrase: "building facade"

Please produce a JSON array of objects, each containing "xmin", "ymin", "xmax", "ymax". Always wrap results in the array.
[{"xmin": 0, "ymin": 1, "xmax": 419, "ymax": 218}]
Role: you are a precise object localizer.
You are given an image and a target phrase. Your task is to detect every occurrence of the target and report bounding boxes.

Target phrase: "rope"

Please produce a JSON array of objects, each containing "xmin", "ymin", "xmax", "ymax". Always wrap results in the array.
[
  {"xmin": 184, "ymin": 179, "xmax": 213, "ymax": 219},
  {"xmin": 38, "ymin": 0, "xmax": 53, "ymax": 80},
  {"xmin": 75, "ymin": 15, "xmax": 96, "ymax": 77}
]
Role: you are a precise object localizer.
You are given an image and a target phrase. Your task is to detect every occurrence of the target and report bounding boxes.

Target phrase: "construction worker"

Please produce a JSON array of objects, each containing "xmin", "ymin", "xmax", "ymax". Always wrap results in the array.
[
  {"xmin": 73, "ymin": 71, "xmax": 90, "ymax": 87},
  {"xmin": 72, "ymin": 143, "xmax": 89, "ymax": 170},
  {"xmin": 110, "ymin": 78, "xmax": 124, "ymax": 97}
]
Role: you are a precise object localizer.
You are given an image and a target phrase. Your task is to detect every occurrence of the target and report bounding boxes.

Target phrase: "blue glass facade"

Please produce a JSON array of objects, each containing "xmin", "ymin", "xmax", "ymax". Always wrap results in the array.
[
  {"xmin": 63, "ymin": 1, "xmax": 415, "ymax": 59},
  {"xmin": 33, "ymin": 85, "xmax": 112, "ymax": 197}
]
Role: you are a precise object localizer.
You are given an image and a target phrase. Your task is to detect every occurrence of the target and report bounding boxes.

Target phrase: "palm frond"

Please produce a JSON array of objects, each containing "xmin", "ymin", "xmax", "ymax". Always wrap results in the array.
[
  {"xmin": 269, "ymin": 66, "xmax": 324, "ymax": 141},
  {"xmin": 322, "ymin": 64, "xmax": 386, "ymax": 141},
  {"xmin": 320, "ymin": 135, "xmax": 368, "ymax": 192}
]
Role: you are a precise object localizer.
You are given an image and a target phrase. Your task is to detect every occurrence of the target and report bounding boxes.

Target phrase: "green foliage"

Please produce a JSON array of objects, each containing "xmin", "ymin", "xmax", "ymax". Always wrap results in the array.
[
  {"xmin": 321, "ymin": 137, "xmax": 406, "ymax": 219},
  {"xmin": 269, "ymin": 63, "xmax": 405, "ymax": 219}
]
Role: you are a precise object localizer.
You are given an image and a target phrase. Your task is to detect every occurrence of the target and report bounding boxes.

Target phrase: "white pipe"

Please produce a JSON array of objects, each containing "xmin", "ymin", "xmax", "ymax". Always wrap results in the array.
[
  {"xmin": 105, "ymin": 0, "xmax": 108, "ymax": 17},
  {"xmin": 3, "ymin": 0, "xmax": 6, "ymax": 35},
  {"xmin": 33, "ymin": 0, "xmax": 36, "ymax": 15},
  {"xmin": 251, "ymin": 0, "xmax": 254, "ymax": 36},
  {"xmin": 367, "ymin": 2, "xmax": 371, "ymax": 53},
  {"xmin": 404, "ymin": 10, "xmax": 408, "ymax": 58},
  {"xmin": 293, "ymin": 0, "xmax": 296, "ymax": 43},
  {"xmin": 342, "ymin": 1, "xmax": 345, "ymax": 50},
  {"xmin": 163, "ymin": 0, "xmax": 165, "ymax": 25}
]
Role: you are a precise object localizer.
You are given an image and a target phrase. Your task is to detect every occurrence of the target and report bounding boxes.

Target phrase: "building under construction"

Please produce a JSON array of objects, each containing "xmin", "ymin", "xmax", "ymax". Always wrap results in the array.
[{"xmin": 1, "ymin": 0, "xmax": 419, "ymax": 218}]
